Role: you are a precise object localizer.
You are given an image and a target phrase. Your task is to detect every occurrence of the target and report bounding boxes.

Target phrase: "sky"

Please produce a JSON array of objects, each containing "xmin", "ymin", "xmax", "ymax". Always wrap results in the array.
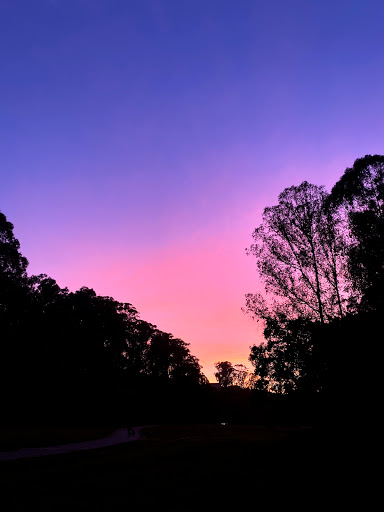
[{"xmin": 1, "ymin": 0, "xmax": 384, "ymax": 382}]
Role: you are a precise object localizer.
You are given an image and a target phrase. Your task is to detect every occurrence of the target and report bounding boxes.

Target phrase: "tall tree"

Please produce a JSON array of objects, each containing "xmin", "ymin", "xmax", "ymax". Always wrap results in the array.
[
  {"xmin": 246, "ymin": 181, "xmax": 351, "ymax": 325},
  {"xmin": 0, "ymin": 211, "xmax": 37, "ymax": 420},
  {"xmin": 0, "ymin": 211, "xmax": 30, "ymax": 333},
  {"xmin": 0, "ymin": 211, "xmax": 28, "ymax": 281},
  {"xmin": 328, "ymin": 154, "xmax": 384, "ymax": 310},
  {"xmin": 0, "ymin": 212, "xmax": 30, "ymax": 364}
]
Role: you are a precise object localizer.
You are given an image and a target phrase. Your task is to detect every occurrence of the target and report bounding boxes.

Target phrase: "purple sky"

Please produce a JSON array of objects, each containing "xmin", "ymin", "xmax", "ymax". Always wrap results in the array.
[{"xmin": 1, "ymin": 0, "xmax": 384, "ymax": 381}]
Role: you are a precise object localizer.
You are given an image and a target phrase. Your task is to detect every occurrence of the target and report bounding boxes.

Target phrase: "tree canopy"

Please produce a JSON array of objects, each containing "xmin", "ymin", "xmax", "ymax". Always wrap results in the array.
[
  {"xmin": 328, "ymin": 154, "xmax": 384, "ymax": 310},
  {"xmin": 246, "ymin": 181, "xmax": 351, "ymax": 325},
  {"xmin": 246, "ymin": 155, "xmax": 384, "ymax": 401},
  {"xmin": 0, "ymin": 210, "xmax": 207, "ymax": 426}
]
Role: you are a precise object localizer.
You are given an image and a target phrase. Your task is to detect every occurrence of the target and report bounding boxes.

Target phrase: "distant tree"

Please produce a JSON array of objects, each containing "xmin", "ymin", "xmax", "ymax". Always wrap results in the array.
[
  {"xmin": 232, "ymin": 364, "xmax": 248, "ymax": 388},
  {"xmin": 214, "ymin": 361, "xmax": 235, "ymax": 388},
  {"xmin": 214, "ymin": 362, "xmax": 256, "ymax": 389},
  {"xmin": 145, "ymin": 329, "xmax": 204, "ymax": 384}
]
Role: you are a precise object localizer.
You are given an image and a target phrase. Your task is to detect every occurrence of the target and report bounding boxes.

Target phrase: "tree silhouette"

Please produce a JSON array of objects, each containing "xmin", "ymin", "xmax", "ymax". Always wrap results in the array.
[
  {"xmin": 145, "ymin": 330, "xmax": 203, "ymax": 384},
  {"xmin": 232, "ymin": 364, "xmax": 249, "ymax": 388},
  {"xmin": 246, "ymin": 156, "xmax": 384, "ymax": 407},
  {"xmin": 328, "ymin": 154, "xmax": 384, "ymax": 311},
  {"xmin": 0, "ymin": 211, "xmax": 39, "ymax": 423},
  {"xmin": 214, "ymin": 361, "xmax": 235, "ymax": 388},
  {"xmin": 0, "ymin": 211, "xmax": 28, "ymax": 280},
  {"xmin": 0, "ymin": 211, "xmax": 30, "ymax": 347},
  {"xmin": 249, "ymin": 316, "xmax": 319, "ymax": 394},
  {"xmin": 246, "ymin": 181, "xmax": 351, "ymax": 325},
  {"xmin": 0, "ymin": 209, "xmax": 208, "ymax": 426}
]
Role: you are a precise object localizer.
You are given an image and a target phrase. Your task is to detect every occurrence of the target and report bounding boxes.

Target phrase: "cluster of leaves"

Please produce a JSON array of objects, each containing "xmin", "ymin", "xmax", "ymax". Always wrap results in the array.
[
  {"xmin": 246, "ymin": 155, "xmax": 384, "ymax": 398},
  {"xmin": 0, "ymin": 212, "xmax": 207, "ymax": 425}
]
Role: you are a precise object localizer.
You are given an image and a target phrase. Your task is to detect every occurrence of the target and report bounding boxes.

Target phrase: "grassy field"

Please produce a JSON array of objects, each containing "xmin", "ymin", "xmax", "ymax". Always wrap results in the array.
[{"xmin": 0, "ymin": 423, "xmax": 336, "ymax": 510}]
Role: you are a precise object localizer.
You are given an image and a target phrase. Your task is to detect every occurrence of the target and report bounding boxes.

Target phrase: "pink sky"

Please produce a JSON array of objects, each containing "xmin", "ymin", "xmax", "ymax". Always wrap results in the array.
[
  {"xmin": 18, "ymin": 154, "xmax": 268, "ymax": 382},
  {"xmin": 16, "ymin": 149, "xmax": 365, "ymax": 382}
]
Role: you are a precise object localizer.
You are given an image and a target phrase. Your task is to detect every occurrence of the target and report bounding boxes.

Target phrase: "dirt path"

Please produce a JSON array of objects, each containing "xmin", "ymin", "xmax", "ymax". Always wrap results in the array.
[{"xmin": 0, "ymin": 426, "xmax": 144, "ymax": 462}]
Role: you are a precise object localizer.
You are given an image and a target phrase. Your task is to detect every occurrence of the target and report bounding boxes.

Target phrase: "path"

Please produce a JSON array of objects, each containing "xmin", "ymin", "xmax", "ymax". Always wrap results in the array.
[{"xmin": 0, "ymin": 427, "xmax": 144, "ymax": 462}]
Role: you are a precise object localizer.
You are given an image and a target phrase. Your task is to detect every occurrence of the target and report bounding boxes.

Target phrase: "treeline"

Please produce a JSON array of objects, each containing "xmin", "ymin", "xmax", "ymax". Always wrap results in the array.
[
  {"xmin": 2, "ymin": 154, "xmax": 382, "ymax": 430},
  {"xmin": 245, "ymin": 154, "xmax": 384, "ymax": 427},
  {"xmin": 0, "ymin": 214, "xmax": 208, "ymax": 426}
]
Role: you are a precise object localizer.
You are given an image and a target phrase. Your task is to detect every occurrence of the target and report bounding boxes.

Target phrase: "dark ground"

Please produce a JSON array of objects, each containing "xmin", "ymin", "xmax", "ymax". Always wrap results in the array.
[
  {"xmin": 0, "ymin": 427, "xmax": 115, "ymax": 452},
  {"xmin": 0, "ymin": 423, "xmax": 362, "ymax": 510}
]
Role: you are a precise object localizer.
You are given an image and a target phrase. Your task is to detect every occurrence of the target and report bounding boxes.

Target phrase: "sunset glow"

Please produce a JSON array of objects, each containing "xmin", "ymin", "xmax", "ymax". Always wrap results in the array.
[{"xmin": 2, "ymin": 0, "xmax": 384, "ymax": 381}]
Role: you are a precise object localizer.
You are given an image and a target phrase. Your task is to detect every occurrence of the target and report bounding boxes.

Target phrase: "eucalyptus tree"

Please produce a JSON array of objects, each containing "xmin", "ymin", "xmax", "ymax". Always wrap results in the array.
[
  {"xmin": 145, "ymin": 329, "xmax": 203, "ymax": 384},
  {"xmin": 214, "ymin": 361, "xmax": 235, "ymax": 388},
  {"xmin": 214, "ymin": 361, "xmax": 254, "ymax": 389},
  {"xmin": 0, "ymin": 212, "xmax": 30, "ymax": 376},
  {"xmin": 0, "ymin": 211, "xmax": 30, "ymax": 335},
  {"xmin": 246, "ymin": 181, "xmax": 351, "ymax": 325},
  {"xmin": 246, "ymin": 158, "xmax": 384, "ymax": 397},
  {"xmin": 244, "ymin": 181, "xmax": 355, "ymax": 396},
  {"xmin": 328, "ymin": 154, "xmax": 384, "ymax": 310},
  {"xmin": 0, "ymin": 211, "xmax": 28, "ymax": 281}
]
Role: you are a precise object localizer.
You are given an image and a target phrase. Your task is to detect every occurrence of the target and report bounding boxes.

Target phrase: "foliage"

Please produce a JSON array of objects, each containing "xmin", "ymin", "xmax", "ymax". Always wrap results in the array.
[
  {"xmin": 249, "ymin": 316, "xmax": 319, "ymax": 394},
  {"xmin": 0, "ymin": 210, "xmax": 207, "ymax": 426},
  {"xmin": 214, "ymin": 361, "xmax": 235, "ymax": 388},
  {"xmin": 145, "ymin": 329, "xmax": 203, "ymax": 382},
  {"xmin": 246, "ymin": 181, "xmax": 351, "ymax": 325},
  {"xmin": 214, "ymin": 361, "xmax": 255, "ymax": 389},
  {"xmin": 0, "ymin": 212, "xmax": 28, "ymax": 280},
  {"xmin": 246, "ymin": 155, "xmax": 384, "ymax": 400},
  {"xmin": 328, "ymin": 154, "xmax": 384, "ymax": 310}
]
